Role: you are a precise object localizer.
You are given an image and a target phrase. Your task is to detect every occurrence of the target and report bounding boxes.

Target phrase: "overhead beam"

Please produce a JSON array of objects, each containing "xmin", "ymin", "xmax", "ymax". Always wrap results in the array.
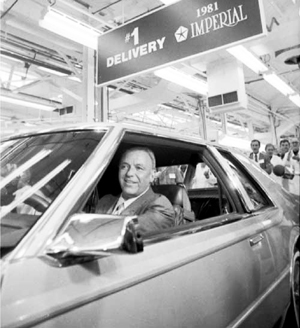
[
  {"xmin": 110, "ymin": 80, "xmax": 188, "ymax": 114},
  {"xmin": 0, "ymin": 87, "xmax": 62, "ymax": 108},
  {"xmin": 49, "ymin": 81, "xmax": 82, "ymax": 102}
]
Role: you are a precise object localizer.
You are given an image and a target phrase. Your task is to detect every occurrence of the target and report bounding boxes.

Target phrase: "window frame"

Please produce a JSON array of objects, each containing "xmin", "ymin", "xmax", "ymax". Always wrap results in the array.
[
  {"xmin": 90, "ymin": 131, "xmax": 258, "ymax": 244},
  {"xmin": 215, "ymin": 148, "xmax": 275, "ymax": 211}
]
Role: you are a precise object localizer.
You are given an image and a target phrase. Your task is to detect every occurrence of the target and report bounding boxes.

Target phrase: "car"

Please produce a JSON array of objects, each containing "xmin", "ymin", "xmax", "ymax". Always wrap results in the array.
[{"xmin": 1, "ymin": 123, "xmax": 299, "ymax": 328}]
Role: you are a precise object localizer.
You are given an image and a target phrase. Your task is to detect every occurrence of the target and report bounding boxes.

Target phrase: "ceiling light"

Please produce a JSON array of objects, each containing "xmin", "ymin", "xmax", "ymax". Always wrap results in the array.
[
  {"xmin": 0, "ymin": 54, "xmax": 23, "ymax": 63},
  {"xmin": 262, "ymin": 72, "xmax": 295, "ymax": 96},
  {"xmin": 1, "ymin": 96, "xmax": 58, "ymax": 111},
  {"xmin": 39, "ymin": 8, "xmax": 101, "ymax": 50},
  {"xmin": 227, "ymin": 45, "xmax": 268, "ymax": 74},
  {"xmin": 219, "ymin": 135, "xmax": 251, "ymax": 150},
  {"xmin": 0, "ymin": 65, "xmax": 37, "ymax": 80},
  {"xmin": 289, "ymin": 94, "xmax": 300, "ymax": 107},
  {"xmin": 68, "ymin": 76, "xmax": 82, "ymax": 82},
  {"xmin": 37, "ymin": 67, "xmax": 68, "ymax": 76},
  {"xmin": 160, "ymin": 0, "xmax": 181, "ymax": 4},
  {"xmin": 154, "ymin": 67, "xmax": 208, "ymax": 95}
]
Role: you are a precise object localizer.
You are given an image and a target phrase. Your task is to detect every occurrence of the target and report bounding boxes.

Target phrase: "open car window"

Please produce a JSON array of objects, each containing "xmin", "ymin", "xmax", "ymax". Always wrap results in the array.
[
  {"xmin": 0, "ymin": 130, "xmax": 105, "ymax": 258},
  {"xmin": 82, "ymin": 131, "xmax": 240, "ymax": 241}
]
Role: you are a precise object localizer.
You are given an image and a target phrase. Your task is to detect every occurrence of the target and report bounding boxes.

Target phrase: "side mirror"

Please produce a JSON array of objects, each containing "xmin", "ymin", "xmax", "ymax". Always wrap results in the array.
[{"xmin": 45, "ymin": 214, "xmax": 143, "ymax": 266}]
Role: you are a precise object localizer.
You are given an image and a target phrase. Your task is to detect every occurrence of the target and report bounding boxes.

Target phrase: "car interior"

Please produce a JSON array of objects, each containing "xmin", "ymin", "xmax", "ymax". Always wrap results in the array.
[{"xmin": 84, "ymin": 131, "xmax": 241, "ymax": 237}]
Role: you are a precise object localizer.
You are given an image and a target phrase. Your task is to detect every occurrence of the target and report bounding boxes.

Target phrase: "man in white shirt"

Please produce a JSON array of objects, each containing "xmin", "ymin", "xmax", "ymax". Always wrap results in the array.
[
  {"xmin": 277, "ymin": 139, "xmax": 292, "ymax": 192},
  {"xmin": 283, "ymin": 138, "xmax": 300, "ymax": 196}
]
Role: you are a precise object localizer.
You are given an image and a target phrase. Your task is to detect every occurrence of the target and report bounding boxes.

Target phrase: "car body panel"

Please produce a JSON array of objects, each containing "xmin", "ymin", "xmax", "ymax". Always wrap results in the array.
[{"xmin": 1, "ymin": 208, "xmax": 286, "ymax": 328}]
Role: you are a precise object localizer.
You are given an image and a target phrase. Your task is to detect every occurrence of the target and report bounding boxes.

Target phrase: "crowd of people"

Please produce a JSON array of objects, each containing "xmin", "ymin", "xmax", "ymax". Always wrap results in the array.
[{"xmin": 249, "ymin": 138, "xmax": 300, "ymax": 196}]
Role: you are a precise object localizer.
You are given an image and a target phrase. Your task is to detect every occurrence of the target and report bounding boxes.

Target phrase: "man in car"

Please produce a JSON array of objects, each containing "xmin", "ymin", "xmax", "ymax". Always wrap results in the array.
[{"xmin": 95, "ymin": 147, "xmax": 175, "ymax": 235}]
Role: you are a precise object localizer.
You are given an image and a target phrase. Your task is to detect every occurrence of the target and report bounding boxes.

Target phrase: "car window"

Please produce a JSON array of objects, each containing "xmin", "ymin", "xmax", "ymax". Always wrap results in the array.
[
  {"xmin": 84, "ymin": 132, "xmax": 238, "ymax": 240},
  {"xmin": 218, "ymin": 150, "xmax": 270, "ymax": 209},
  {"xmin": 185, "ymin": 161, "xmax": 234, "ymax": 220},
  {"xmin": 0, "ymin": 130, "xmax": 105, "ymax": 257}
]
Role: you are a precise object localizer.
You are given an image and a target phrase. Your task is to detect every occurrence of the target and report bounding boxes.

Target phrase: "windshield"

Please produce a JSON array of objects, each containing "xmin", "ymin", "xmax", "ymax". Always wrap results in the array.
[{"xmin": 0, "ymin": 130, "xmax": 105, "ymax": 258}]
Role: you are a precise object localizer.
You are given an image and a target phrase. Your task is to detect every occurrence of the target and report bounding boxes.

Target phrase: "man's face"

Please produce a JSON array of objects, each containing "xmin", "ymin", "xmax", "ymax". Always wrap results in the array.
[
  {"xmin": 265, "ymin": 146, "xmax": 274, "ymax": 157},
  {"xmin": 251, "ymin": 141, "xmax": 260, "ymax": 153},
  {"xmin": 119, "ymin": 150, "xmax": 155, "ymax": 199},
  {"xmin": 281, "ymin": 142, "xmax": 290, "ymax": 153},
  {"xmin": 292, "ymin": 141, "xmax": 299, "ymax": 152}
]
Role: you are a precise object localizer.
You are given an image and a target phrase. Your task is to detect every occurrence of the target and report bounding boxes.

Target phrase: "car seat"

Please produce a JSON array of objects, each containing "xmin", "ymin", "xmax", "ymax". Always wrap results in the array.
[{"xmin": 152, "ymin": 184, "xmax": 195, "ymax": 225}]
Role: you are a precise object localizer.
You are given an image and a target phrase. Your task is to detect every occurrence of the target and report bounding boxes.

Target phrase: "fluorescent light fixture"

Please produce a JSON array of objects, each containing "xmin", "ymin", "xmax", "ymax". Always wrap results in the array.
[
  {"xmin": 154, "ymin": 67, "xmax": 208, "ymax": 95},
  {"xmin": 263, "ymin": 72, "xmax": 295, "ymax": 96},
  {"xmin": 160, "ymin": 0, "xmax": 181, "ymax": 4},
  {"xmin": 227, "ymin": 45, "xmax": 268, "ymax": 74},
  {"xmin": 68, "ymin": 76, "xmax": 82, "ymax": 82},
  {"xmin": 1, "ymin": 95, "xmax": 57, "ymax": 111},
  {"xmin": 39, "ymin": 8, "xmax": 101, "ymax": 50},
  {"xmin": 218, "ymin": 135, "xmax": 251, "ymax": 150},
  {"xmin": 37, "ymin": 66, "xmax": 68, "ymax": 76},
  {"xmin": 289, "ymin": 94, "xmax": 300, "ymax": 107},
  {"xmin": 227, "ymin": 45, "xmax": 298, "ymax": 101},
  {"xmin": 0, "ymin": 54, "xmax": 23, "ymax": 63}
]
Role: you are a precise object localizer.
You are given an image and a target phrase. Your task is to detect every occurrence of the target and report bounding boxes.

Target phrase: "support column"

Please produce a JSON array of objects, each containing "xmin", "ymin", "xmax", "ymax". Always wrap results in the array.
[
  {"xmin": 248, "ymin": 120, "xmax": 254, "ymax": 140},
  {"xmin": 96, "ymin": 86, "xmax": 108, "ymax": 122},
  {"xmin": 221, "ymin": 113, "xmax": 228, "ymax": 135},
  {"xmin": 82, "ymin": 47, "xmax": 95, "ymax": 122},
  {"xmin": 198, "ymin": 99, "xmax": 207, "ymax": 140},
  {"xmin": 269, "ymin": 112, "xmax": 278, "ymax": 146}
]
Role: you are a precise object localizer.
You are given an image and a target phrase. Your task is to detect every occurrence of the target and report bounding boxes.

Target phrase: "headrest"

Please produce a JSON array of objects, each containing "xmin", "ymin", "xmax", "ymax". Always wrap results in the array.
[{"xmin": 152, "ymin": 184, "xmax": 186, "ymax": 207}]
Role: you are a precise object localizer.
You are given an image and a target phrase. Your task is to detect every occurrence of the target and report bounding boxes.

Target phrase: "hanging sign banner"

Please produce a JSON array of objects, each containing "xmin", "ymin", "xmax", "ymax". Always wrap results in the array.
[{"xmin": 97, "ymin": 0, "xmax": 266, "ymax": 85}]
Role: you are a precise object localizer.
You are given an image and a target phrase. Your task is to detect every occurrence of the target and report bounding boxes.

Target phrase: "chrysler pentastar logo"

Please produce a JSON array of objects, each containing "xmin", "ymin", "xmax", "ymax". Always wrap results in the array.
[{"xmin": 175, "ymin": 26, "xmax": 188, "ymax": 42}]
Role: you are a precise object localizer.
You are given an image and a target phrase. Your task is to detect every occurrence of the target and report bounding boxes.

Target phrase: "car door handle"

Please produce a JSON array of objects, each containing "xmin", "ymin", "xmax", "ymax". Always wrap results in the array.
[{"xmin": 249, "ymin": 234, "xmax": 264, "ymax": 247}]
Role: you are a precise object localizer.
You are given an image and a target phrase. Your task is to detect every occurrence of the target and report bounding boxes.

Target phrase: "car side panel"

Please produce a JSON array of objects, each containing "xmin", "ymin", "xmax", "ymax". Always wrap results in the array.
[{"xmin": 2, "ymin": 209, "xmax": 285, "ymax": 328}]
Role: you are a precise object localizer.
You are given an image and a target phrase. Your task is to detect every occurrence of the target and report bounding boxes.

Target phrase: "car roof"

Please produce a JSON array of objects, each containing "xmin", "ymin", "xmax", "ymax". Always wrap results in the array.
[{"xmin": 0, "ymin": 122, "xmax": 238, "ymax": 154}]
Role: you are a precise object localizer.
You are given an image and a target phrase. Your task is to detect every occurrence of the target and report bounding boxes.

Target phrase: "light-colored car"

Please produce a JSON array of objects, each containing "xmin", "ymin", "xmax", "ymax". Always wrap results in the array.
[{"xmin": 1, "ymin": 123, "xmax": 299, "ymax": 328}]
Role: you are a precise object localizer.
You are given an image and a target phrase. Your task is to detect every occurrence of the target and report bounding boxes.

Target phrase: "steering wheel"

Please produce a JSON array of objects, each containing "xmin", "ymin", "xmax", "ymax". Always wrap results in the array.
[{"xmin": 24, "ymin": 193, "xmax": 50, "ymax": 213}]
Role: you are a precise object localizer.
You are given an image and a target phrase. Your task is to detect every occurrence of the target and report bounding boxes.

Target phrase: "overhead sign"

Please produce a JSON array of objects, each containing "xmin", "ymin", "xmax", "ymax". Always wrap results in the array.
[{"xmin": 97, "ymin": 0, "xmax": 266, "ymax": 85}]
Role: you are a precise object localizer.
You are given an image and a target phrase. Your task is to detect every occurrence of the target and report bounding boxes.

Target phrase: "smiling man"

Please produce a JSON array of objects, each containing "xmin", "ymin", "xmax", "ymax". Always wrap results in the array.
[
  {"xmin": 249, "ymin": 139, "xmax": 272, "ymax": 174},
  {"xmin": 95, "ymin": 147, "xmax": 175, "ymax": 235}
]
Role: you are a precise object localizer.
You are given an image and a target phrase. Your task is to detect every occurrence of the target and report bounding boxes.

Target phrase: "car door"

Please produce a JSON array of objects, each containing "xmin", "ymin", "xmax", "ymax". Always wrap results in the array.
[
  {"xmin": 213, "ymin": 147, "xmax": 292, "ymax": 327},
  {"xmin": 0, "ymin": 213, "xmax": 279, "ymax": 328}
]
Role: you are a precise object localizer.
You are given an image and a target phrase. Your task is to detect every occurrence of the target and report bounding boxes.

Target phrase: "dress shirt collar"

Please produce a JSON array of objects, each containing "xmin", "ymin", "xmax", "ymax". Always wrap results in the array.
[{"xmin": 114, "ymin": 186, "xmax": 150, "ymax": 212}]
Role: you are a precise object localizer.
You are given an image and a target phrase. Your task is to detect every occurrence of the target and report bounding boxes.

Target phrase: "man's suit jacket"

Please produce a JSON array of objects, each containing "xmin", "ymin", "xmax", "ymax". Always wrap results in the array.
[{"xmin": 95, "ymin": 188, "xmax": 175, "ymax": 235}]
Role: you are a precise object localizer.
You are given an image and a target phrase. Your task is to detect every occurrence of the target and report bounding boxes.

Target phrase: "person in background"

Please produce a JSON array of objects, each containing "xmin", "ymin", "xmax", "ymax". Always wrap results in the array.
[
  {"xmin": 249, "ymin": 139, "xmax": 272, "ymax": 174},
  {"xmin": 283, "ymin": 138, "xmax": 300, "ymax": 196},
  {"xmin": 265, "ymin": 143, "xmax": 282, "ymax": 183},
  {"xmin": 278, "ymin": 139, "xmax": 290, "ymax": 159},
  {"xmin": 192, "ymin": 163, "xmax": 217, "ymax": 188},
  {"xmin": 95, "ymin": 147, "xmax": 175, "ymax": 235},
  {"xmin": 179, "ymin": 165, "xmax": 188, "ymax": 179},
  {"xmin": 156, "ymin": 165, "xmax": 184, "ymax": 185},
  {"xmin": 277, "ymin": 139, "xmax": 292, "ymax": 192}
]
